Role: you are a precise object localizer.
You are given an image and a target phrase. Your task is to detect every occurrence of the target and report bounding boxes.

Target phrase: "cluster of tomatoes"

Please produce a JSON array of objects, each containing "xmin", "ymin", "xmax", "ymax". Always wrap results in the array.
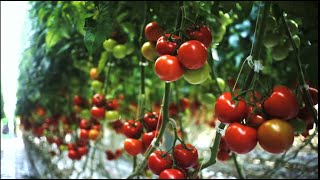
[
  {"xmin": 148, "ymin": 143, "xmax": 199, "ymax": 179},
  {"xmin": 214, "ymin": 85, "xmax": 317, "ymax": 157},
  {"xmin": 263, "ymin": 15, "xmax": 300, "ymax": 61},
  {"xmin": 102, "ymin": 32, "xmax": 135, "ymax": 60},
  {"xmin": 122, "ymin": 111, "xmax": 162, "ymax": 156},
  {"xmin": 141, "ymin": 21, "xmax": 214, "ymax": 84}
]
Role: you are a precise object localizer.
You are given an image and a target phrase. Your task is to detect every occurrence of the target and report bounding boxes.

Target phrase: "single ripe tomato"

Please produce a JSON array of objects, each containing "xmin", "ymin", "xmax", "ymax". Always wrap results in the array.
[
  {"xmin": 247, "ymin": 114, "xmax": 266, "ymax": 129},
  {"xmin": 80, "ymin": 129, "xmax": 89, "ymax": 139},
  {"xmin": 257, "ymin": 119, "xmax": 294, "ymax": 154},
  {"xmin": 154, "ymin": 55, "xmax": 184, "ymax": 82},
  {"xmin": 74, "ymin": 95, "xmax": 85, "ymax": 106},
  {"xmin": 123, "ymin": 138, "xmax": 143, "ymax": 156},
  {"xmin": 92, "ymin": 93, "xmax": 105, "ymax": 107},
  {"xmin": 143, "ymin": 112, "xmax": 162, "ymax": 131},
  {"xmin": 214, "ymin": 92, "xmax": 248, "ymax": 124},
  {"xmin": 77, "ymin": 146, "xmax": 88, "ymax": 156},
  {"xmin": 156, "ymin": 34, "xmax": 180, "ymax": 56},
  {"xmin": 88, "ymin": 129, "xmax": 99, "ymax": 140},
  {"xmin": 142, "ymin": 131, "xmax": 159, "ymax": 151},
  {"xmin": 177, "ymin": 40, "xmax": 208, "ymax": 69},
  {"xmin": 159, "ymin": 169, "xmax": 186, "ymax": 179},
  {"xmin": 122, "ymin": 120, "xmax": 143, "ymax": 139},
  {"xmin": 224, "ymin": 122, "xmax": 257, "ymax": 154},
  {"xmin": 217, "ymin": 150, "xmax": 231, "ymax": 161},
  {"xmin": 174, "ymin": 143, "xmax": 198, "ymax": 169},
  {"xmin": 79, "ymin": 119, "xmax": 91, "ymax": 130},
  {"xmin": 90, "ymin": 106, "xmax": 105, "ymax": 119},
  {"xmin": 145, "ymin": 22, "xmax": 164, "ymax": 42},
  {"xmin": 263, "ymin": 85, "xmax": 299, "ymax": 120},
  {"xmin": 106, "ymin": 99, "xmax": 119, "ymax": 110},
  {"xmin": 187, "ymin": 25, "xmax": 213, "ymax": 48},
  {"xmin": 90, "ymin": 67, "xmax": 99, "ymax": 80},
  {"xmin": 148, "ymin": 150, "xmax": 173, "ymax": 175}
]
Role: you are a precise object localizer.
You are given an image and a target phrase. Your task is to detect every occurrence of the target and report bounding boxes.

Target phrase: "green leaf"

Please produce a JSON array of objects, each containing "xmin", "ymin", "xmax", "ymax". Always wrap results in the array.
[{"xmin": 45, "ymin": 29, "xmax": 62, "ymax": 50}]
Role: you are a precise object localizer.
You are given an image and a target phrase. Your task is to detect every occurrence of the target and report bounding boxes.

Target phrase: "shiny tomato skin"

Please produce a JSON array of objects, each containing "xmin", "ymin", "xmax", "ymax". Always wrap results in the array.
[
  {"xmin": 177, "ymin": 40, "xmax": 207, "ymax": 69},
  {"xmin": 90, "ymin": 106, "xmax": 105, "ymax": 119},
  {"xmin": 144, "ymin": 111, "xmax": 162, "ymax": 132},
  {"xmin": 145, "ymin": 21, "xmax": 164, "ymax": 42},
  {"xmin": 174, "ymin": 144, "xmax": 198, "ymax": 169},
  {"xmin": 148, "ymin": 150, "xmax": 173, "ymax": 175},
  {"xmin": 156, "ymin": 34, "xmax": 180, "ymax": 56},
  {"xmin": 224, "ymin": 122, "xmax": 257, "ymax": 154},
  {"xmin": 123, "ymin": 138, "xmax": 143, "ymax": 156},
  {"xmin": 257, "ymin": 119, "xmax": 294, "ymax": 154},
  {"xmin": 154, "ymin": 55, "xmax": 184, "ymax": 82},
  {"xmin": 263, "ymin": 85, "xmax": 299, "ymax": 120},
  {"xmin": 187, "ymin": 25, "xmax": 212, "ymax": 48},
  {"xmin": 122, "ymin": 120, "xmax": 143, "ymax": 139},
  {"xmin": 215, "ymin": 92, "xmax": 248, "ymax": 124},
  {"xmin": 141, "ymin": 130, "xmax": 158, "ymax": 151},
  {"xmin": 159, "ymin": 169, "xmax": 186, "ymax": 179}
]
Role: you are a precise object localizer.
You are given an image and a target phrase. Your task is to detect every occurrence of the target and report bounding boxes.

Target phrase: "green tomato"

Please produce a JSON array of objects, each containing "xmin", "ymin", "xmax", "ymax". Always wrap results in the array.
[
  {"xmin": 103, "ymin": 38, "xmax": 118, "ymax": 52},
  {"xmin": 125, "ymin": 42, "xmax": 135, "ymax": 55},
  {"xmin": 91, "ymin": 80, "xmax": 103, "ymax": 92},
  {"xmin": 271, "ymin": 43, "xmax": 289, "ymax": 61},
  {"xmin": 105, "ymin": 110, "xmax": 120, "ymax": 121},
  {"xmin": 59, "ymin": 144, "xmax": 68, "ymax": 151},
  {"xmin": 216, "ymin": 77, "xmax": 226, "ymax": 91},
  {"xmin": 200, "ymin": 93, "xmax": 216, "ymax": 106},
  {"xmin": 289, "ymin": 118, "xmax": 307, "ymax": 134},
  {"xmin": 286, "ymin": 19, "xmax": 299, "ymax": 35},
  {"xmin": 112, "ymin": 44, "xmax": 127, "ymax": 59},
  {"xmin": 263, "ymin": 31, "xmax": 280, "ymax": 48},
  {"xmin": 183, "ymin": 62, "xmax": 210, "ymax": 84}
]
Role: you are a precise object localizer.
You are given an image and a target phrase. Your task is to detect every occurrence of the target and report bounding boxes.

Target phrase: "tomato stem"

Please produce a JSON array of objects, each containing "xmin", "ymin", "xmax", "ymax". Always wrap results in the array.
[
  {"xmin": 232, "ymin": 153, "xmax": 246, "ymax": 179},
  {"xmin": 273, "ymin": 3, "xmax": 318, "ymax": 127}
]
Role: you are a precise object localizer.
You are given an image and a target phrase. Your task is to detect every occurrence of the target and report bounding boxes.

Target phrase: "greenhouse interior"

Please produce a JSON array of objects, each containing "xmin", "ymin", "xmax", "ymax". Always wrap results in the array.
[{"xmin": 0, "ymin": 1, "xmax": 318, "ymax": 179}]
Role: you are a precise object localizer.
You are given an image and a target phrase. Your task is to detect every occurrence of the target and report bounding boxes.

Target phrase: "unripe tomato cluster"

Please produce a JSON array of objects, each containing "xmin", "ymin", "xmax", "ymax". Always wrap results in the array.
[
  {"xmin": 263, "ymin": 15, "xmax": 301, "ymax": 61},
  {"xmin": 102, "ymin": 36, "xmax": 135, "ymax": 60},
  {"xmin": 142, "ymin": 21, "xmax": 214, "ymax": 84},
  {"xmin": 214, "ymin": 85, "xmax": 317, "ymax": 155}
]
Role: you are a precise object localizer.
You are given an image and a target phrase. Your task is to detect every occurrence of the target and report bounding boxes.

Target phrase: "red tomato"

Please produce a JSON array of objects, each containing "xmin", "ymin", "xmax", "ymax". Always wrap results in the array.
[
  {"xmin": 217, "ymin": 150, "xmax": 231, "ymax": 161},
  {"xmin": 224, "ymin": 122, "xmax": 257, "ymax": 154},
  {"xmin": 174, "ymin": 144, "xmax": 198, "ymax": 169},
  {"xmin": 77, "ymin": 146, "xmax": 88, "ymax": 156},
  {"xmin": 187, "ymin": 25, "xmax": 212, "ymax": 48},
  {"xmin": 92, "ymin": 93, "xmax": 105, "ymax": 107},
  {"xmin": 156, "ymin": 34, "xmax": 180, "ymax": 56},
  {"xmin": 90, "ymin": 106, "xmax": 105, "ymax": 119},
  {"xmin": 106, "ymin": 99, "xmax": 119, "ymax": 110},
  {"xmin": 79, "ymin": 119, "xmax": 91, "ymax": 130},
  {"xmin": 169, "ymin": 103, "xmax": 179, "ymax": 117},
  {"xmin": 122, "ymin": 120, "xmax": 143, "ymax": 139},
  {"xmin": 123, "ymin": 138, "xmax": 143, "ymax": 156},
  {"xmin": 144, "ymin": 112, "xmax": 162, "ymax": 132},
  {"xmin": 159, "ymin": 169, "xmax": 186, "ymax": 179},
  {"xmin": 148, "ymin": 150, "xmax": 173, "ymax": 175},
  {"xmin": 109, "ymin": 119, "xmax": 124, "ymax": 133},
  {"xmin": 218, "ymin": 136, "xmax": 230, "ymax": 152},
  {"xmin": 247, "ymin": 114, "xmax": 266, "ymax": 129},
  {"xmin": 179, "ymin": 98, "xmax": 191, "ymax": 111},
  {"xmin": 257, "ymin": 119, "xmax": 294, "ymax": 154},
  {"xmin": 80, "ymin": 129, "xmax": 89, "ymax": 139},
  {"xmin": 68, "ymin": 149, "xmax": 79, "ymax": 160},
  {"xmin": 154, "ymin": 55, "xmax": 184, "ymax": 82},
  {"xmin": 142, "ymin": 131, "xmax": 159, "ymax": 151},
  {"xmin": 106, "ymin": 150, "xmax": 116, "ymax": 160},
  {"xmin": 177, "ymin": 40, "xmax": 207, "ymax": 69},
  {"xmin": 304, "ymin": 87, "xmax": 318, "ymax": 105},
  {"xmin": 145, "ymin": 21, "xmax": 164, "ymax": 42},
  {"xmin": 74, "ymin": 95, "xmax": 85, "ymax": 106},
  {"xmin": 297, "ymin": 107, "xmax": 315, "ymax": 130},
  {"xmin": 214, "ymin": 92, "xmax": 248, "ymax": 124},
  {"xmin": 263, "ymin": 85, "xmax": 299, "ymax": 120}
]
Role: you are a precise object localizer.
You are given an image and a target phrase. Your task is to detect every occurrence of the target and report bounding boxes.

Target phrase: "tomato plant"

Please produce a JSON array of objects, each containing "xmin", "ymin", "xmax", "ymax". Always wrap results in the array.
[
  {"xmin": 123, "ymin": 138, "xmax": 144, "ymax": 156},
  {"xmin": 156, "ymin": 34, "xmax": 180, "ymax": 56},
  {"xmin": 177, "ymin": 40, "xmax": 207, "ymax": 69},
  {"xmin": 257, "ymin": 119, "xmax": 294, "ymax": 154},
  {"xmin": 224, "ymin": 122, "xmax": 257, "ymax": 154},
  {"xmin": 148, "ymin": 150, "xmax": 173, "ymax": 175},
  {"xmin": 144, "ymin": 22, "xmax": 164, "ymax": 42},
  {"xmin": 187, "ymin": 25, "xmax": 213, "ymax": 48},
  {"xmin": 154, "ymin": 55, "xmax": 184, "ymax": 82},
  {"xmin": 215, "ymin": 92, "xmax": 248, "ymax": 124},
  {"xmin": 263, "ymin": 85, "xmax": 299, "ymax": 120}
]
